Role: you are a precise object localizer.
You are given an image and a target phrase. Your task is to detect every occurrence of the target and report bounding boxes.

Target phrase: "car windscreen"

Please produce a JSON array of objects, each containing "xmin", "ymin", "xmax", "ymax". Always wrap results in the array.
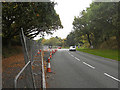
[{"xmin": 72, "ymin": 46, "xmax": 75, "ymax": 48}]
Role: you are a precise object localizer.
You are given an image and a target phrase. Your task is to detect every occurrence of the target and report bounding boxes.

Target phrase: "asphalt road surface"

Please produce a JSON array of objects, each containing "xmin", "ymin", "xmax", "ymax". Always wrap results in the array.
[{"xmin": 47, "ymin": 49, "xmax": 119, "ymax": 88}]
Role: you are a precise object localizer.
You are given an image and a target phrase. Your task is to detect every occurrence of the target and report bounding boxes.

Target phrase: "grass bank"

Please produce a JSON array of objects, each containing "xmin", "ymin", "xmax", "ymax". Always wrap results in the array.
[{"xmin": 77, "ymin": 48, "xmax": 119, "ymax": 61}]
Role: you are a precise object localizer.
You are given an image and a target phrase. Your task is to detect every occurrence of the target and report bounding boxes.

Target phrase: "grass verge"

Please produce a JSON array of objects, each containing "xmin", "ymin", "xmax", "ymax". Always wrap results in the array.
[{"xmin": 77, "ymin": 48, "xmax": 119, "ymax": 61}]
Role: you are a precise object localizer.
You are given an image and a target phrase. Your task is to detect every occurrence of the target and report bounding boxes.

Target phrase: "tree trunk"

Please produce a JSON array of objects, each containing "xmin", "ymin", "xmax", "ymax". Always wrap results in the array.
[
  {"xmin": 116, "ymin": 31, "xmax": 120, "ymax": 50},
  {"xmin": 86, "ymin": 33, "xmax": 92, "ymax": 47}
]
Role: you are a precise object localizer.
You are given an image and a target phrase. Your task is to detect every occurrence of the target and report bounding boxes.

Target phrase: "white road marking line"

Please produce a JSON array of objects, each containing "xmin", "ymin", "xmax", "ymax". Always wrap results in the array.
[
  {"xmin": 104, "ymin": 73, "xmax": 120, "ymax": 82},
  {"xmin": 68, "ymin": 52, "xmax": 80, "ymax": 61},
  {"xmin": 83, "ymin": 62, "xmax": 95, "ymax": 69},
  {"xmin": 71, "ymin": 55, "xmax": 74, "ymax": 57},
  {"xmin": 74, "ymin": 57, "xmax": 80, "ymax": 61},
  {"xmin": 68, "ymin": 51, "xmax": 81, "ymax": 62},
  {"xmin": 67, "ymin": 51, "xmax": 71, "ymax": 54}
]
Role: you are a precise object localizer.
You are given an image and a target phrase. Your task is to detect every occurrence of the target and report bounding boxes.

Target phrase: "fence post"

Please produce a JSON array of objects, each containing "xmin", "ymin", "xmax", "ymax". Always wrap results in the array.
[
  {"xmin": 19, "ymin": 29, "xmax": 35, "ymax": 88},
  {"xmin": 41, "ymin": 50, "xmax": 46, "ymax": 89}
]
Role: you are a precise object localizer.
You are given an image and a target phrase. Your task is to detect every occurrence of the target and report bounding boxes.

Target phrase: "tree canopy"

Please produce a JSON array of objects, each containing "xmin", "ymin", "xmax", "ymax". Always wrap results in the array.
[
  {"xmin": 66, "ymin": 2, "xmax": 119, "ymax": 49},
  {"xmin": 42, "ymin": 37, "xmax": 65, "ymax": 47},
  {"xmin": 2, "ymin": 2, "xmax": 63, "ymax": 47}
]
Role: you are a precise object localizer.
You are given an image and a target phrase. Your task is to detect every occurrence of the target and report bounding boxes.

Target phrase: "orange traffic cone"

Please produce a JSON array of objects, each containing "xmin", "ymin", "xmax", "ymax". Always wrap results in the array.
[
  {"xmin": 52, "ymin": 50, "xmax": 54, "ymax": 54},
  {"xmin": 40, "ymin": 49, "xmax": 41, "ymax": 52},
  {"xmin": 53, "ymin": 50, "xmax": 55, "ymax": 54},
  {"xmin": 47, "ymin": 58, "xmax": 51, "ymax": 72},
  {"xmin": 37, "ymin": 50, "xmax": 40, "ymax": 54},
  {"xmin": 50, "ymin": 54, "xmax": 52, "ymax": 59},
  {"xmin": 55, "ymin": 49, "xmax": 57, "ymax": 52}
]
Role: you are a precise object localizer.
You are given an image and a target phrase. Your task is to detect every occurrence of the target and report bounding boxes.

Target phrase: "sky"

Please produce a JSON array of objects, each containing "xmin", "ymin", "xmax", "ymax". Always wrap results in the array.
[{"xmin": 34, "ymin": 0, "xmax": 93, "ymax": 40}]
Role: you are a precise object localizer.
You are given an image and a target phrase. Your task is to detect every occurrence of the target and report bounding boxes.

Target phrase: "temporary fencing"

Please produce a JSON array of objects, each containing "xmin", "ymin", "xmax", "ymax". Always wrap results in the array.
[
  {"xmin": 14, "ymin": 30, "xmax": 58, "ymax": 88},
  {"xmin": 14, "ymin": 30, "xmax": 43, "ymax": 88}
]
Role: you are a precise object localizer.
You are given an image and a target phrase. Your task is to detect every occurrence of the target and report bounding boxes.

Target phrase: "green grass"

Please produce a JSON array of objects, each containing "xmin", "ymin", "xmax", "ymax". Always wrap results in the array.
[{"xmin": 77, "ymin": 48, "xmax": 119, "ymax": 61}]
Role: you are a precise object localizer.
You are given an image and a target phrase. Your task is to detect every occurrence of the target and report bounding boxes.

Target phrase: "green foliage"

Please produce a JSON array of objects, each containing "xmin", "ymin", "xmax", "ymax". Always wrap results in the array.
[
  {"xmin": 66, "ymin": 32, "xmax": 76, "ymax": 46},
  {"xmin": 2, "ymin": 2, "xmax": 63, "ymax": 47},
  {"xmin": 42, "ymin": 37, "xmax": 65, "ymax": 46},
  {"xmin": 68, "ymin": 2, "xmax": 119, "ymax": 49}
]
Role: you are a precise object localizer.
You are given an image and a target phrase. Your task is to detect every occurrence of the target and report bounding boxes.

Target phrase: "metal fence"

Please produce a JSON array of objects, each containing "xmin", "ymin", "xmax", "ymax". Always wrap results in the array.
[
  {"xmin": 14, "ymin": 29, "xmax": 44, "ymax": 88},
  {"xmin": 14, "ymin": 29, "xmax": 58, "ymax": 89}
]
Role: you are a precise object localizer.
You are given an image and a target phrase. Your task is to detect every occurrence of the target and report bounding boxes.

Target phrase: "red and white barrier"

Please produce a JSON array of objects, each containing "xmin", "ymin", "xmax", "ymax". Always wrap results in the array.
[
  {"xmin": 37, "ymin": 49, "xmax": 42, "ymax": 54},
  {"xmin": 47, "ymin": 49, "xmax": 58, "ymax": 72},
  {"xmin": 47, "ymin": 58, "xmax": 51, "ymax": 72}
]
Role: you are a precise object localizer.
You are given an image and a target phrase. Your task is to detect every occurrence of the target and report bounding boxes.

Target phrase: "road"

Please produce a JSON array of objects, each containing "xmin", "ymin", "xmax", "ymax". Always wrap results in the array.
[{"xmin": 46, "ymin": 49, "xmax": 119, "ymax": 88}]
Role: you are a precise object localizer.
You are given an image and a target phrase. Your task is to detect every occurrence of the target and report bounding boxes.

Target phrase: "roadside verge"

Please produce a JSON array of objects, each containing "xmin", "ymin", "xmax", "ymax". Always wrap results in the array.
[{"xmin": 77, "ymin": 48, "xmax": 119, "ymax": 61}]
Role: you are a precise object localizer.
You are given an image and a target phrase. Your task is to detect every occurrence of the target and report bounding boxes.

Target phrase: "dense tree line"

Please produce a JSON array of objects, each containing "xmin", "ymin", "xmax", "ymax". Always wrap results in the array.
[
  {"xmin": 42, "ymin": 36, "xmax": 66, "ymax": 47},
  {"xmin": 2, "ymin": 2, "xmax": 63, "ymax": 47},
  {"xmin": 66, "ymin": 2, "xmax": 119, "ymax": 49}
]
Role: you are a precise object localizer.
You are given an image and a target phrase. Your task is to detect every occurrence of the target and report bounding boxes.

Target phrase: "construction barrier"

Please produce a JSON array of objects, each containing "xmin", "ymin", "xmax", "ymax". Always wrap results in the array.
[
  {"xmin": 47, "ymin": 49, "xmax": 57, "ymax": 73},
  {"xmin": 47, "ymin": 57, "xmax": 51, "ymax": 72}
]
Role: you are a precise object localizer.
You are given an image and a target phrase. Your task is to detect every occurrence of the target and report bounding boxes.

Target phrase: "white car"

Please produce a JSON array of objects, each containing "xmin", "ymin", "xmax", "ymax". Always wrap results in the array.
[{"xmin": 69, "ymin": 46, "xmax": 76, "ymax": 51}]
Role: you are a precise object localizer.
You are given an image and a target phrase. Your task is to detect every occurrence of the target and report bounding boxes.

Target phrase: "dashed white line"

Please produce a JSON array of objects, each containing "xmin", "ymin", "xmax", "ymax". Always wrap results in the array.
[
  {"xmin": 68, "ymin": 52, "xmax": 80, "ymax": 61},
  {"xmin": 83, "ymin": 62, "xmax": 95, "ymax": 69},
  {"xmin": 74, "ymin": 57, "xmax": 80, "ymax": 61},
  {"xmin": 68, "ymin": 51, "xmax": 120, "ymax": 83},
  {"xmin": 67, "ymin": 51, "xmax": 71, "ymax": 55},
  {"xmin": 104, "ymin": 73, "xmax": 120, "ymax": 82},
  {"xmin": 71, "ymin": 55, "xmax": 74, "ymax": 57},
  {"xmin": 68, "ymin": 52, "xmax": 95, "ymax": 69}
]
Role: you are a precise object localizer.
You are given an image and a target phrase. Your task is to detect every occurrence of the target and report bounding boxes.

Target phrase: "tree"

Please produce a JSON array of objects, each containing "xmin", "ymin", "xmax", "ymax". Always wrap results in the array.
[
  {"xmin": 66, "ymin": 32, "xmax": 76, "ymax": 46},
  {"xmin": 2, "ymin": 2, "xmax": 63, "ymax": 47},
  {"xmin": 42, "ymin": 37, "xmax": 66, "ymax": 47},
  {"xmin": 72, "ymin": 2, "xmax": 119, "ymax": 48},
  {"xmin": 73, "ymin": 10, "xmax": 92, "ymax": 47}
]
